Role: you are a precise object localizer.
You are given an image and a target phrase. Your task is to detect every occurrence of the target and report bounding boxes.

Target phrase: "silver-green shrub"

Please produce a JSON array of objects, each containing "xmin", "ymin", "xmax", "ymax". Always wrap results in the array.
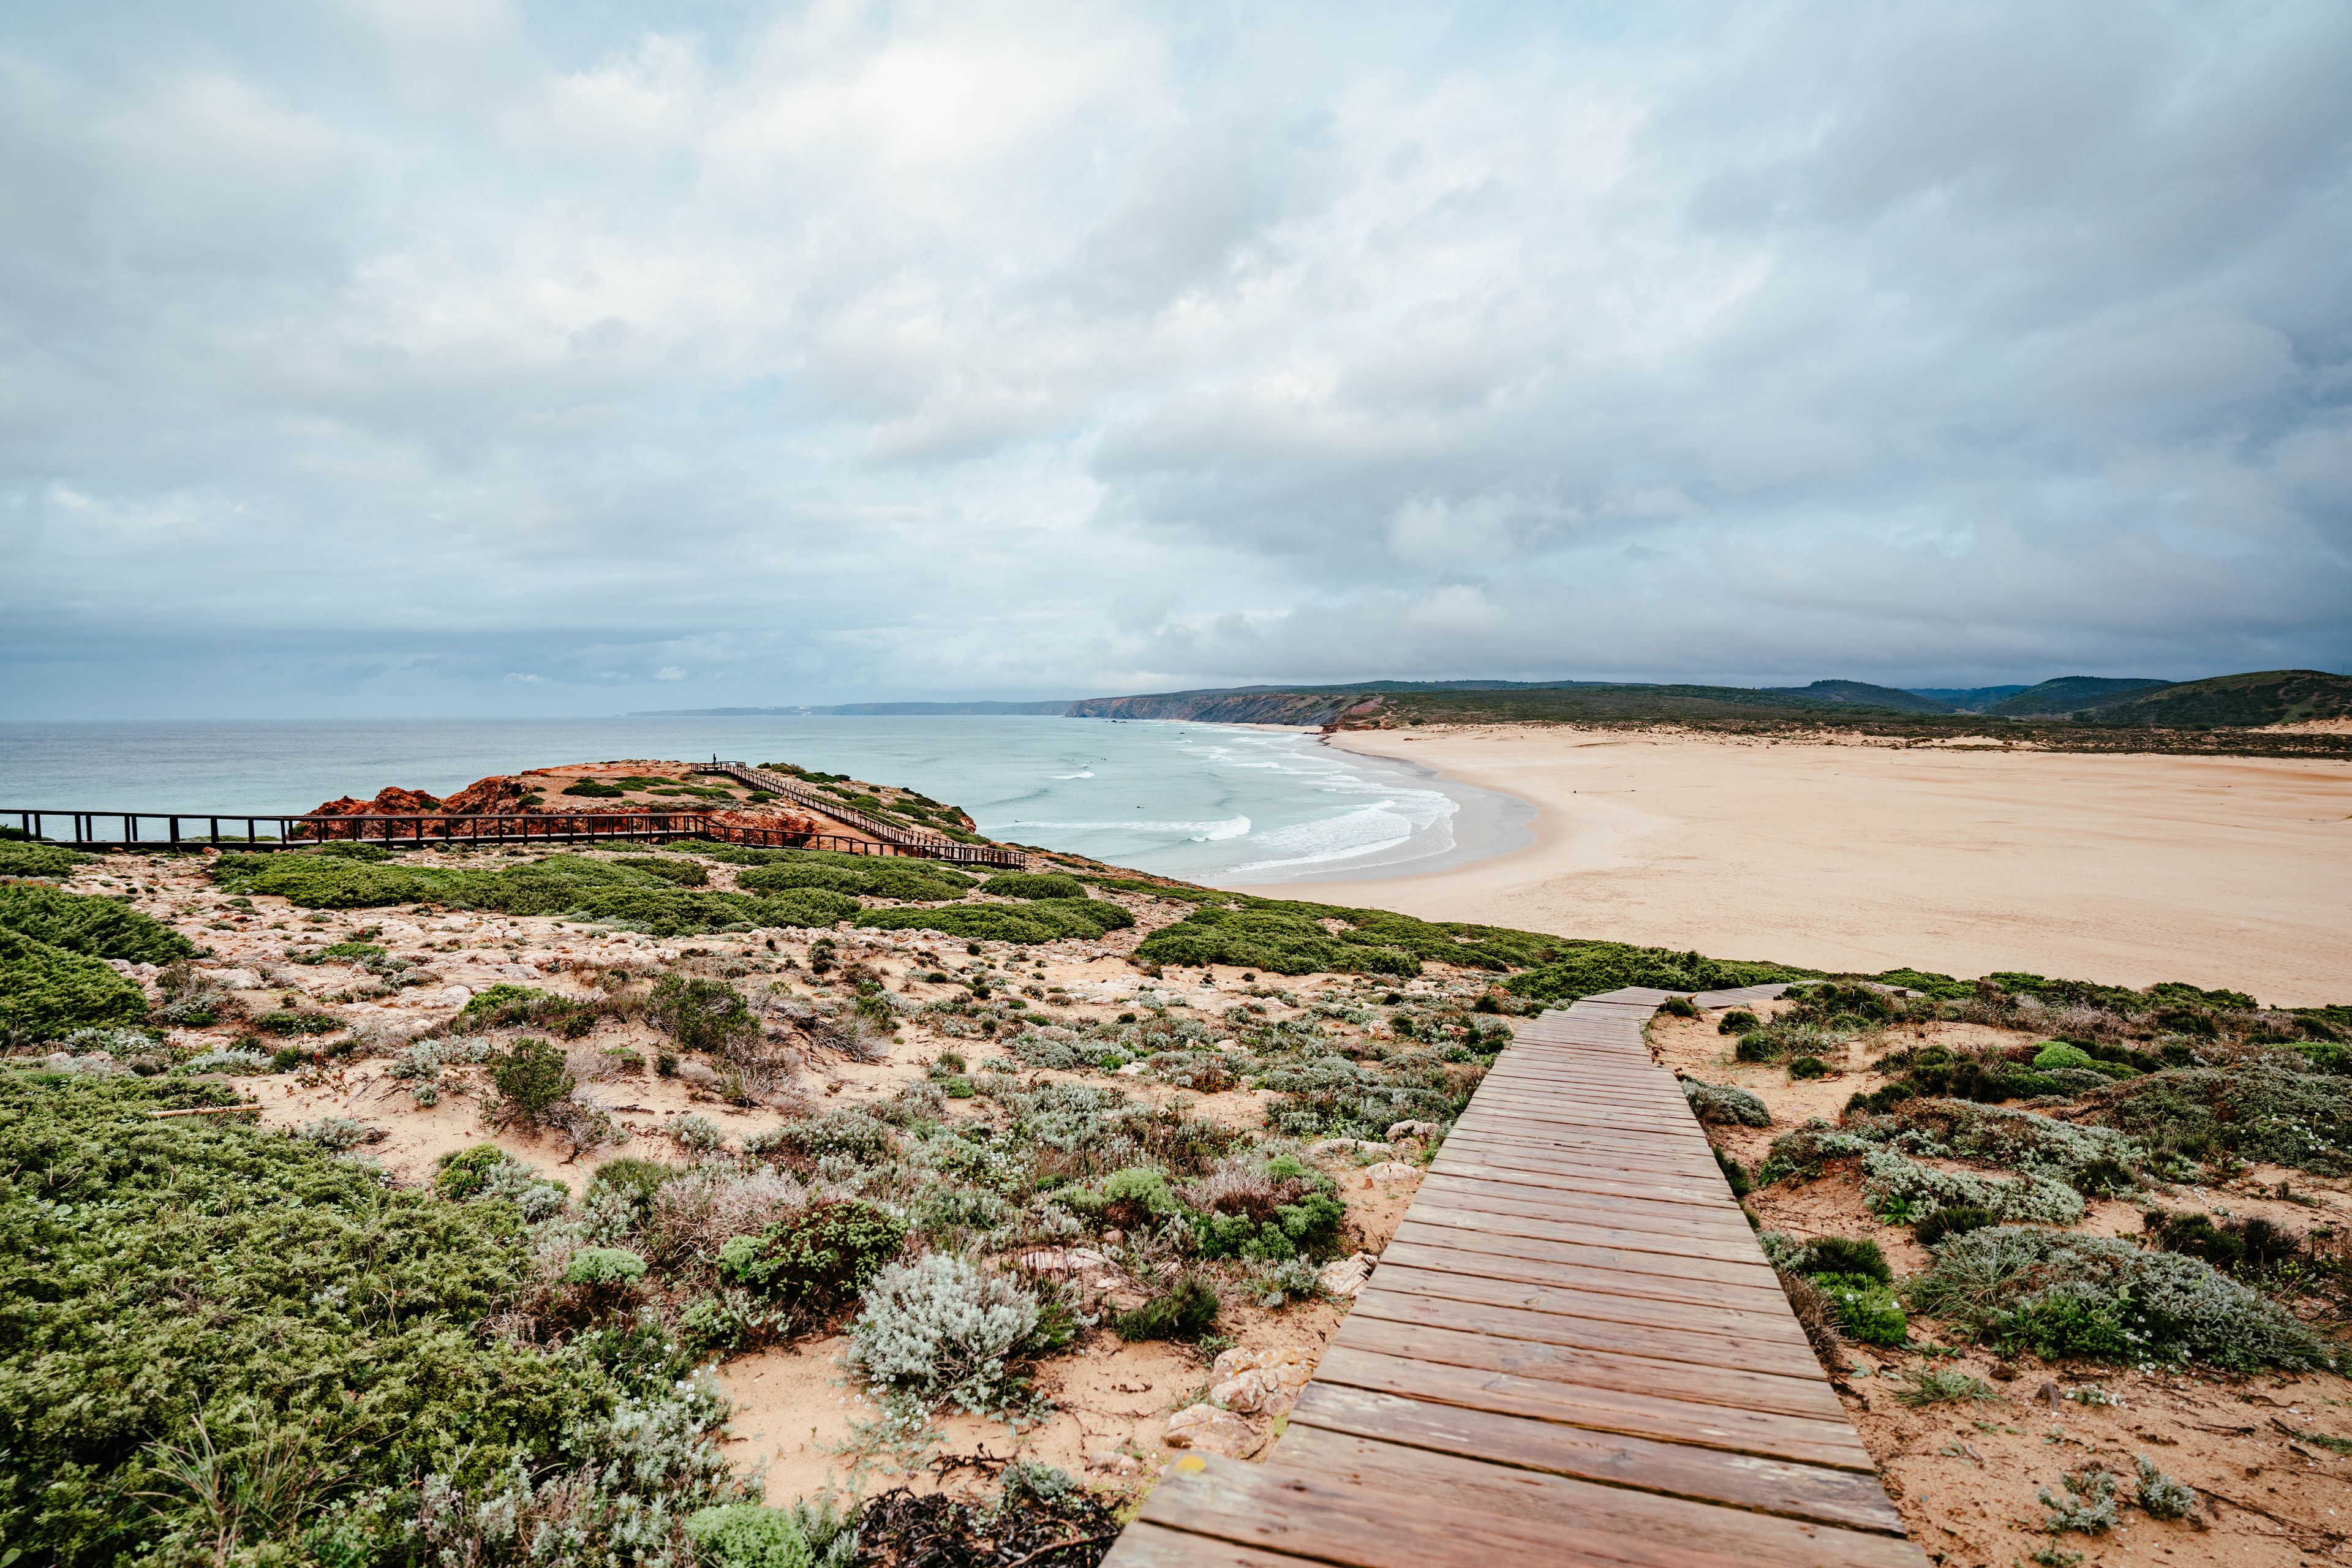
[
  {"xmin": 1861, "ymin": 1148, "xmax": 2084, "ymax": 1225},
  {"xmin": 846, "ymin": 1253, "xmax": 1041, "ymax": 1413}
]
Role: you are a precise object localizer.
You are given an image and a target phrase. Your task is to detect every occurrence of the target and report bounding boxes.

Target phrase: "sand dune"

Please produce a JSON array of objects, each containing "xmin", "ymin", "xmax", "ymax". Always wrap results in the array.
[{"xmin": 1248, "ymin": 726, "xmax": 2352, "ymax": 1006}]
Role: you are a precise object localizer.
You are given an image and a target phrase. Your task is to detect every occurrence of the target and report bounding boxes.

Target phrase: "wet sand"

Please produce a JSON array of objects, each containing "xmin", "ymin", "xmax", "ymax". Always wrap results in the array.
[{"xmin": 1235, "ymin": 726, "xmax": 2352, "ymax": 1006}]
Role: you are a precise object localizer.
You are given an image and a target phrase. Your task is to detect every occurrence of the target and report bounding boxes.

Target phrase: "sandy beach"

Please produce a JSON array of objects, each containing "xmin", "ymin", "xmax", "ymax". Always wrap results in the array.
[{"xmin": 1241, "ymin": 726, "xmax": 2352, "ymax": 1006}]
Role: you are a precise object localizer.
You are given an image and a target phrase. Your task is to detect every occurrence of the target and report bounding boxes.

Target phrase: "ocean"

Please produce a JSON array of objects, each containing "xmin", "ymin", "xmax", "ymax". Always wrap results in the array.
[{"xmin": 0, "ymin": 717, "xmax": 1529, "ymax": 886}]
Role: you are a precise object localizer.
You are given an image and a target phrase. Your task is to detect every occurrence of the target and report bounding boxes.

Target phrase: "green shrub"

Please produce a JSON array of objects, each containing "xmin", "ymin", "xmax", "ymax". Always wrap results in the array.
[
  {"xmin": 252, "ymin": 1009, "xmax": 345, "ymax": 1037},
  {"xmin": 1659, "ymin": 994, "xmax": 1697, "ymax": 1019},
  {"xmin": 611, "ymin": 854, "xmax": 707, "ymax": 886},
  {"xmin": 1792, "ymin": 1236, "xmax": 1891, "ymax": 1284},
  {"xmin": 649, "ymin": 974, "xmax": 760, "ymax": 1055},
  {"xmin": 2084, "ymin": 1064, "xmax": 2352, "ymax": 1173},
  {"xmin": 1861, "ymin": 1148, "xmax": 2084, "ymax": 1226},
  {"xmin": 845, "ymin": 1253, "xmax": 1044, "ymax": 1413},
  {"xmin": 458, "ymin": 982, "xmax": 618, "ymax": 1039},
  {"xmin": 1682, "ymin": 1079, "xmax": 1770, "ymax": 1127},
  {"xmin": 0, "ymin": 838, "xmax": 90, "ymax": 878},
  {"xmin": 1789, "ymin": 1055, "xmax": 1829, "ymax": 1080},
  {"xmin": 856, "ymin": 897, "xmax": 1134, "ymax": 944},
  {"xmin": 564, "ymin": 1247, "xmax": 649, "ymax": 1287},
  {"xmin": 1907, "ymin": 1226, "xmax": 2332, "ymax": 1369},
  {"xmin": 0, "ymin": 883, "xmax": 195, "ymax": 963},
  {"xmin": 1812, "ymin": 1273, "xmax": 1907, "ymax": 1345},
  {"xmin": 1913, "ymin": 1204, "xmax": 1996, "ymax": 1248},
  {"xmin": 2147, "ymin": 1210, "xmax": 2303, "ymax": 1275},
  {"xmin": 684, "ymin": 1503, "xmax": 813, "ymax": 1568},
  {"xmin": 1139, "ymin": 897, "xmax": 1560, "ymax": 978},
  {"xmin": 433, "ymin": 1143, "xmax": 513, "ymax": 1199},
  {"xmin": 1508, "ymin": 943, "xmax": 1805, "ymax": 1003},
  {"xmin": 1113, "ymin": 1272, "xmax": 1221, "ymax": 1341},
  {"xmin": 562, "ymin": 779, "xmax": 625, "ymax": 797},
  {"xmin": 589, "ymin": 1156, "xmax": 676, "ymax": 1213},
  {"xmin": 0, "ymin": 1074, "xmax": 739, "ymax": 1566},
  {"xmin": 739, "ymin": 855, "xmax": 973, "ymax": 902},
  {"xmin": 0, "ymin": 925, "xmax": 151, "ymax": 1044},
  {"xmin": 487, "ymin": 1038, "xmax": 575, "ymax": 1126},
  {"xmin": 1717, "ymin": 1009, "xmax": 1760, "ymax": 1035},
  {"xmin": 983, "ymin": 872, "xmax": 1089, "ymax": 900},
  {"xmin": 2034, "ymin": 1041, "xmax": 2097, "ymax": 1072},
  {"xmin": 717, "ymin": 1200, "xmax": 907, "ymax": 1310}
]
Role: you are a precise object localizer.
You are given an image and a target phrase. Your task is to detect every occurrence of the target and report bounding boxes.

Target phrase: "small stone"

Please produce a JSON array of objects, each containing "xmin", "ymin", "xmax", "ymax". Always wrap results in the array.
[
  {"xmin": 214, "ymin": 968, "xmax": 265, "ymax": 990},
  {"xmin": 1163, "ymin": 1403, "xmax": 1254, "ymax": 1458},
  {"xmin": 1318, "ymin": 1253, "xmax": 1375, "ymax": 1297},
  {"xmin": 1384, "ymin": 1118, "xmax": 1439, "ymax": 1143},
  {"xmin": 1360, "ymin": 1160, "xmax": 1419, "ymax": 1185},
  {"xmin": 1115, "ymin": 1060, "xmax": 1147, "ymax": 1076},
  {"xmin": 437, "ymin": 984, "xmax": 473, "ymax": 1007}
]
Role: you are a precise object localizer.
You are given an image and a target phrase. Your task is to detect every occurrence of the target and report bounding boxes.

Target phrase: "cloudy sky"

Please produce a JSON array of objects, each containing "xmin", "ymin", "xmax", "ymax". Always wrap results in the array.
[{"xmin": 3, "ymin": 0, "xmax": 2348, "ymax": 717}]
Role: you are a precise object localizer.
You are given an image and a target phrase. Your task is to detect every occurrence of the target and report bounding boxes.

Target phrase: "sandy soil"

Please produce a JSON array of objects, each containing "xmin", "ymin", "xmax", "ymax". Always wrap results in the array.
[
  {"xmin": 1268, "ymin": 726, "xmax": 2352, "ymax": 1006},
  {"xmin": 1654, "ymin": 1002, "xmax": 2352, "ymax": 1567}
]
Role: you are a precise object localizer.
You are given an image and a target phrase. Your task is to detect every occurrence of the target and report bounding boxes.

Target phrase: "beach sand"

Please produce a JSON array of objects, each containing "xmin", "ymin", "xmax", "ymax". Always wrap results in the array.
[{"xmin": 1239, "ymin": 726, "xmax": 2352, "ymax": 1006}]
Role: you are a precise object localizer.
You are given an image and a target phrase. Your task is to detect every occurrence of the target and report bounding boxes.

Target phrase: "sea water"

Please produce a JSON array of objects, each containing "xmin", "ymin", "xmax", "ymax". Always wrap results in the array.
[{"xmin": 0, "ymin": 717, "xmax": 1528, "ymax": 885}]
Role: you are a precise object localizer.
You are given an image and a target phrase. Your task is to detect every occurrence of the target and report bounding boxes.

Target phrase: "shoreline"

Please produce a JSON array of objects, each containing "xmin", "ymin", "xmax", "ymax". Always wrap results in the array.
[{"xmin": 1235, "ymin": 723, "xmax": 2352, "ymax": 1006}]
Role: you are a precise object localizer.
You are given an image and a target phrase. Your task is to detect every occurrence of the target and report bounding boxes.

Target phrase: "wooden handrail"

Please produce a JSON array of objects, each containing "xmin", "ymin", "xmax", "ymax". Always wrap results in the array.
[{"xmin": 694, "ymin": 761, "xmax": 1019, "ymax": 866}]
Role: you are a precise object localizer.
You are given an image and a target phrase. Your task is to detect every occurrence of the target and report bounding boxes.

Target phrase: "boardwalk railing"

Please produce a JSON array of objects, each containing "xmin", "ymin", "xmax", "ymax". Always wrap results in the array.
[
  {"xmin": 694, "ymin": 760, "xmax": 1019, "ymax": 866},
  {"xmin": 2, "ymin": 805, "xmax": 1017, "ymax": 864},
  {"xmin": 1111, "ymin": 983, "xmax": 1930, "ymax": 1568}
]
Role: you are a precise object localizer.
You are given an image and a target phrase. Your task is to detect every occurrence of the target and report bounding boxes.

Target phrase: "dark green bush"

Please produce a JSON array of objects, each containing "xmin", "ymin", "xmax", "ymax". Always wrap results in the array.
[
  {"xmin": 612, "ymin": 854, "xmax": 707, "ymax": 886},
  {"xmin": 1112, "ymin": 1272, "xmax": 1221, "ymax": 1341},
  {"xmin": 434, "ymin": 1142, "xmax": 518, "ymax": 1199},
  {"xmin": 487, "ymin": 1038, "xmax": 574, "ymax": 1125},
  {"xmin": 1793, "ymin": 1235, "xmax": 1891, "ymax": 1284},
  {"xmin": 2147, "ymin": 1210, "xmax": 2303, "ymax": 1276},
  {"xmin": 1138, "ymin": 898, "xmax": 1559, "ymax": 978},
  {"xmin": 589, "ymin": 1156, "xmax": 678, "ymax": 1214},
  {"xmin": 0, "ymin": 839, "xmax": 90, "ymax": 878},
  {"xmin": 1659, "ymin": 995, "xmax": 1697, "ymax": 1019},
  {"xmin": 458, "ymin": 982, "xmax": 619, "ymax": 1039},
  {"xmin": 2086, "ymin": 1064, "xmax": 2351, "ymax": 1173},
  {"xmin": 562, "ymin": 779, "xmax": 626, "ymax": 797},
  {"xmin": 716, "ymin": 1200, "xmax": 906, "ymax": 1310},
  {"xmin": 0, "ymin": 883, "xmax": 195, "ymax": 964},
  {"xmin": 1913, "ymin": 1204, "xmax": 1996, "ymax": 1247},
  {"xmin": 0, "ymin": 1075, "xmax": 737, "ymax": 1566},
  {"xmin": 0, "ymin": 925, "xmax": 150, "ymax": 1043},
  {"xmin": 1509, "ymin": 943, "xmax": 1805, "ymax": 1003},
  {"xmin": 856, "ymin": 897, "xmax": 1133, "ymax": 944},
  {"xmin": 983, "ymin": 872, "xmax": 1089, "ymax": 900},
  {"xmin": 1717, "ymin": 1009, "xmax": 1760, "ymax": 1034},
  {"xmin": 252, "ymin": 1009, "xmax": 345, "ymax": 1037},
  {"xmin": 1789, "ymin": 1055, "xmax": 1829, "ymax": 1079},
  {"xmin": 648, "ymin": 975, "xmax": 759, "ymax": 1055}
]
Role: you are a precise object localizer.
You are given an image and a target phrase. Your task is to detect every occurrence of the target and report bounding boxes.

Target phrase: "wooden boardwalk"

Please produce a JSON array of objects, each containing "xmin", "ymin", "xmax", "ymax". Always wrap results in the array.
[{"xmin": 1105, "ymin": 986, "xmax": 1929, "ymax": 1568}]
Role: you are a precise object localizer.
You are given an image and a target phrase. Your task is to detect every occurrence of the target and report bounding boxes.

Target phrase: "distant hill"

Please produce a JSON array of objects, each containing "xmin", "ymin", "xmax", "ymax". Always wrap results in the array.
[
  {"xmin": 1908, "ymin": 685, "xmax": 2029, "ymax": 710},
  {"xmin": 1985, "ymin": 677, "xmax": 2174, "ymax": 717},
  {"xmin": 1762, "ymin": 680, "xmax": 1956, "ymax": 714},
  {"xmin": 2086, "ymin": 670, "xmax": 2352, "ymax": 728}
]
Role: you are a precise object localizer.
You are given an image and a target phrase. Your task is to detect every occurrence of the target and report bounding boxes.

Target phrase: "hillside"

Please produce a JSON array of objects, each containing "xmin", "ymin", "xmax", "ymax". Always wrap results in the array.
[
  {"xmin": 1905, "ymin": 684, "xmax": 2028, "ymax": 710},
  {"xmin": 1760, "ymin": 679, "xmax": 1954, "ymax": 714},
  {"xmin": 2090, "ymin": 669, "xmax": 2352, "ymax": 728},
  {"xmin": 1985, "ymin": 676, "xmax": 2174, "ymax": 717}
]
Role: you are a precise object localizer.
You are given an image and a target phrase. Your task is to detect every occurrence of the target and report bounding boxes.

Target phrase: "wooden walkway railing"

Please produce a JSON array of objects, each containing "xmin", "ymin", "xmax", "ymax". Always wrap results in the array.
[
  {"xmin": 1109, "ymin": 984, "xmax": 1929, "ymax": 1568},
  {"xmin": 695, "ymin": 761, "xmax": 1020, "ymax": 867}
]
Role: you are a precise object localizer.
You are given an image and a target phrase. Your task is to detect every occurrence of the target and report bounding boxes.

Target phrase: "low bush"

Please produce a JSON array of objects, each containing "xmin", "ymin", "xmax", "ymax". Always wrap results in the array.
[
  {"xmin": 1861, "ymin": 1148, "xmax": 2085, "ymax": 1226},
  {"xmin": 0, "ymin": 1075, "xmax": 742, "ymax": 1565},
  {"xmin": 2084, "ymin": 1064, "xmax": 2352, "ymax": 1173},
  {"xmin": 2, "ymin": 923, "xmax": 153, "ymax": 1045},
  {"xmin": 649, "ymin": 974, "xmax": 760, "ymax": 1055},
  {"xmin": 717, "ymin": 1200, "xmax": 907, "ymax": 1312},
  {"xmin": 1717, "ymin": 1009, "xmax": 1760, "ymax": 1035},
  {"xmin": 1813, "ymin": 1273, "xmax": 1907, "ymax": 1345},
  {"xmin": 1683, "ymin": 1079, "xmax": 1771, "ymax": 1127},
  {"xmin": 982, "ymin": 872, "xmax": 1089, "ymax": 900},
  {"xmin": 845, "ymin": 1253, "xmax": 1044, "ymax": 1413},
  {"xmin": 1789, "ymin": 1055, "xmax": 1830, "ymax": 1080},
  {"xmin": 0, "ymin": 883, "xmax": 195, "ymax": 964},
  {"xmin": 612, "ymin": 854, "xmax": 707, "ymax": 886},
  {"xmin": 1139, "ymin": 898, "xmax": 1561, "ymax": 978},
  {"xmin": 1907, "ymin": 1225, "xmax": 2332, "ymax": 1369},
  {"xmin": 1508, "ymin": 943, "xmax": 1804, "ymax": 1004},
  {"xmin": 1898, "ymin": 1369, "xmax": 2004, "ymax": 1406},
  {"xmin": 1912, "ymin": 1204, "xmax": 1996, "ymax": 1247},
  {"xmin": 2146, "ymin": 1210, "xmax": 2303, "ymax": 1275},
  {"xmin": 458, "ymin": 982, "xmax": 622, "ymax": 1039},
  {"xmin": 856, "ymin": 897, "xmax": 1134, "ymax": 944},
  {"xmin": 739, "ymin": 854, "xmax": 973, "ymax": 902},
  {"xmin": 0, "ymin": 838, "xmax": 89, "ymax": 878},
  {"xmin": 1113, "ymin": 1272, "xmax": 1221, "ymax": 1341},
  {"xmin": 486, "ymin": 1037, "xmax": 576, "ymax": 1126},
  {"xmin": 564, "ymin": 1246, "xmax": 649, "ymax": 1287}
]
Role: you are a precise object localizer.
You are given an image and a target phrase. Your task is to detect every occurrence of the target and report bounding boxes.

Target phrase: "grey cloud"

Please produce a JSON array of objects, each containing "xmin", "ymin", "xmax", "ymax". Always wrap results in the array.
[{"xmin": 1, "ymin": 0, "xmax": 2346, "ymax": 720}]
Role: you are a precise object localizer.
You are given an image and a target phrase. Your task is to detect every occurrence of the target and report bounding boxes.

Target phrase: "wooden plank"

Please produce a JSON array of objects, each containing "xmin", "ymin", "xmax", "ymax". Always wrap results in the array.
[
  {"xmin": 1283, "ymin": 1385, "xmax": 1908, "ymax": 1536},
  {"xmin": 1427, "ymin": 1158, "xmax": 1730, "ymax": 1209},
  {"xmin": 1138, "ymin": 1447, "xmax": 1923, "ymax": 1568},
  {"xmin": 1433, "ymin": 1142, "xmax": 1726, "ymax": 1186},
  {"xmin": 1332, "ymin": 1314, "xmax": 1851, "ymax": 1423},
  {"xmin": 1381, "ymin": 1234, "xmax": 1792, "ymax": 1308},
  {"xmin": 1366, "ymin": 1261, "xmax": 1817, "ymax": 1354},
  {"xmin": 1411, "ymin": 1178, "xmax": 1760, "ymax": 1244},
  {"xmin": 1442, "ymin": 1126, "xmax": 1721, "ymax": 1174},
  {"xmin": 1346, "ymin": 1285, "xmax": 1825, "ymax": 1381},
  {"xmin": 1401, "ymin": 1204, "xmax": 1777, "ymax": 1269},
  {"xmin": 1311, "ymin": 1344, "xmax": 1874, "ymax": 1471},
  {"xmin": 1100, "ymin": 1520, "xmax": 1320, "ymax": 1568}
]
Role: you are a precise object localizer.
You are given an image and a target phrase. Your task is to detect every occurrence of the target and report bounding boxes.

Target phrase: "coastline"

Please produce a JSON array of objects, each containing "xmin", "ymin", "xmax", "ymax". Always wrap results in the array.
[{"xmin": 1231, "ymin": 723, "xmax": 2352, "ymax": 1006}]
